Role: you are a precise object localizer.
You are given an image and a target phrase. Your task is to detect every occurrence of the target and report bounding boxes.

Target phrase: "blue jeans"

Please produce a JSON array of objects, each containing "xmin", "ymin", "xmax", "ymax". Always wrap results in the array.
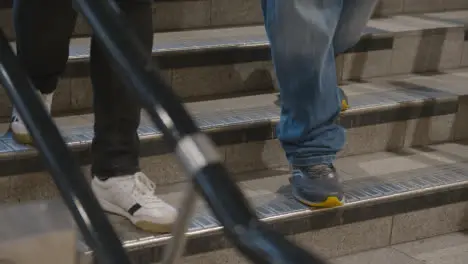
[{"xmin": 262, "ymin": 0, "xmax": 377, "ymax": 167}]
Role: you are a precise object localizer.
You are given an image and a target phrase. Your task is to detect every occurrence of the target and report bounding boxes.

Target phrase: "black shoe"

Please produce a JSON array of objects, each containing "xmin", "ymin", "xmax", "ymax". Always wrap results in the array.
[{"xmin": 290, "ymin": 164, "xmax": 344, "ymax": 208}]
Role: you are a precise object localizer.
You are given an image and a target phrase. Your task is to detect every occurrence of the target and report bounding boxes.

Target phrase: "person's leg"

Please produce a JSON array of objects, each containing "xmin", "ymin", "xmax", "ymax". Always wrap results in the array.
[
  {"xmin": 333, "ymin": 0, "xmax": 378, "ymax": 55},
  {"xmin": 11, "ymin": 0, "xmax": 76, "ymax": 144},
  {"xmin": 333, "ymin": 0, "xmax": 378, "ymax": 112},
  {"xmin": 89, "ymin": 0, "xmax": 148, "ymax": 179},
  {"xmin": 263, "ymin": 0, "xmax": 345, "ymax": 207},
  {"xmin": 263, "ymin": 0, "xmax": 350, "ymax": 112},
  {"xmin": 89, "ymin": 0, "xmax": 176, "ymax": 233}
]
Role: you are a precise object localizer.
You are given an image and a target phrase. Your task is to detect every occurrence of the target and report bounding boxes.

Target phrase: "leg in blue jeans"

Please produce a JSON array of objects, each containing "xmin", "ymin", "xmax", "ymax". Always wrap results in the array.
[{"xmin": 262, "ymin": 0, "xmax": 377, "ymax": 207}]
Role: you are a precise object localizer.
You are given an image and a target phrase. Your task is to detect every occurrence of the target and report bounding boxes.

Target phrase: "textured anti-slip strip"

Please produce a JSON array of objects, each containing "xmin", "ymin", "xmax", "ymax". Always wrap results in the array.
[{"xmin": 77, "ymin": 161, "xmax": 468, "ymax": 264}]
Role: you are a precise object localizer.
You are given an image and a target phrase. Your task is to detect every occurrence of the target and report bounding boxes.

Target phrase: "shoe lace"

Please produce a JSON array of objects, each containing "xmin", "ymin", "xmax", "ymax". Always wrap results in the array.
[
  {"xmin": 306, "ymin": 165, "xmax": 333, "ymax": 178},
  {"xmin": 132, "ymin": 172, "xmax": 164, "ymax": 204},
  {"xmin": 293, "ymin": 165, "xmax": 334, "ymax": 180}
]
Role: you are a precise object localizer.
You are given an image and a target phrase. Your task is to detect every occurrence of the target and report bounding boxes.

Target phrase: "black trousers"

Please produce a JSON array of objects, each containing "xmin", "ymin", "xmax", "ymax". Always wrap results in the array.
[{"xmin": 13, "ymin": 0, "xmax": 153, "ymax": 177}]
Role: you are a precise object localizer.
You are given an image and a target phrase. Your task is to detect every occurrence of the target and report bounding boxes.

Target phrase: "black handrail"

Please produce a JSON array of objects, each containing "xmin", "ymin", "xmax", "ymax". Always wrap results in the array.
[
  {"xmin": 0, "ymin": 30, "xmax": 132, "ymax": 264},
  {"xmin": 71, "ymin": 0, "xmax": 329, "ymax": 263}
]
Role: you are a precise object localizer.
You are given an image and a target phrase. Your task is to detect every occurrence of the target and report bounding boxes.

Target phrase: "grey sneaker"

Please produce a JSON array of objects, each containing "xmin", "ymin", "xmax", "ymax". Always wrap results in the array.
[{"xmin": 290, "ymin": 164, "xmax": 344, "ymax": 208}]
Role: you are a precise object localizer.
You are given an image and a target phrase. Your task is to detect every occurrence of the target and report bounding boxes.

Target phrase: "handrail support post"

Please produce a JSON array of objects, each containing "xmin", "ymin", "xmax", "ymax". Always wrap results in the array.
[{"xmin": 161, "ymin": 183, "xmax": 197, "ymax": 264}]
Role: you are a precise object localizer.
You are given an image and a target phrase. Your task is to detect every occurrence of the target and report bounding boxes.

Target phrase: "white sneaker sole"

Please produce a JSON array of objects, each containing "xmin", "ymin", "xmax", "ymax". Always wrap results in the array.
[
  {"xmin": 12, "ymin": 132, "xmax": 33, "ymax": 145},
  {"xmin": 10, "ymin": 123, "xmax": 33, "ymax": 145},
  {"xmin": 97, "ymin": 197, "xmax": 173, "ymax": 233}
]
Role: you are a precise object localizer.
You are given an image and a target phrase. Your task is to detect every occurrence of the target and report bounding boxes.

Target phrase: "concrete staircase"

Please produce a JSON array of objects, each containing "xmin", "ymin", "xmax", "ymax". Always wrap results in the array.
[{"xmin": 1, "ymin": 0, "xmax": 468, "ymax": 263}]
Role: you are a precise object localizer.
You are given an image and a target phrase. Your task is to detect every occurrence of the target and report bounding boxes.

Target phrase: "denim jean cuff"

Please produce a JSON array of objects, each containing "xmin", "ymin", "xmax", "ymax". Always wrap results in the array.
[{"xmin": 288, "ymin": 154, "xmax": 336, "ymax": 167}]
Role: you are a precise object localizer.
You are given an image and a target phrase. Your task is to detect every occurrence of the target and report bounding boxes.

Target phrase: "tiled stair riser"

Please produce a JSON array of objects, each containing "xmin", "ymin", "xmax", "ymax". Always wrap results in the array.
[
  {"xmin": 2, "ymin": 0, "xmax": 468, "ymax": 39},
  {"xmin": 0, "ymin": 111, "xmax": 463, "ymax": 204}
]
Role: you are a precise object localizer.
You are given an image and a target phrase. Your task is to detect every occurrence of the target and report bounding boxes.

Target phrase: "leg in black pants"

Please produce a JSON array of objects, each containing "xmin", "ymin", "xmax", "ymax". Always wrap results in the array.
[
  {"xmin": 12, "ymin": 0, "xmax": 176, "ymax": 233},
  {"xmin": 90, "ymin": 0, "xmax": 152, "ymax": 178}
]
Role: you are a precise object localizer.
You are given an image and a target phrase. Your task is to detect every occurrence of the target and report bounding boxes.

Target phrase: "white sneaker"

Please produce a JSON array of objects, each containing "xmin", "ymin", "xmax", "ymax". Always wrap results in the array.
[
  {"xmin": 10, "ymin": 92, "xmax": 54, "ymax": 144},
  {"xmin": 91, "ymin": 172, "xmax": 177, "ymax": 233}
]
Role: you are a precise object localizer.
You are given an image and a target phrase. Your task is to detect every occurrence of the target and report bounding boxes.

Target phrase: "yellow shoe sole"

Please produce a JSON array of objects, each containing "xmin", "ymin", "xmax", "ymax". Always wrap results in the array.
[
  {"xmin": 135, "ymin": 221, "xmax": 173, "ymax": 233},
  {"xmin": 341, "ymin": 99, "xmax": 349, "ymax": 112},
  {"xmin": 295, "ymin": 196, "xmax": 344, "ymax": 208}
]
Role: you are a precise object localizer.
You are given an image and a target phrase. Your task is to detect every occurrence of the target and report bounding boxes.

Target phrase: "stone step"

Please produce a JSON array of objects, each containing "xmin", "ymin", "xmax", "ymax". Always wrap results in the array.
[
  {"xmin": 1, "ymin": 0, "xmax": 468, "ymax": 40},
  {"xmin": 1, "ymin": 10, "xmax": 468, "ymax": 120},
  {"xmin": 75, "ymin": 141, "xmax": 468, "ymax": 263},
  {"xmin": 0, "ymin": 69, "xmax": 467, "ymax": 204},
  {"xmin": 331, "ymin": 232, "xmax": 468, "ymax": 264},
  {"xmin": 0, "ymin": 200, "xmax": 76, "ymax": 264}
]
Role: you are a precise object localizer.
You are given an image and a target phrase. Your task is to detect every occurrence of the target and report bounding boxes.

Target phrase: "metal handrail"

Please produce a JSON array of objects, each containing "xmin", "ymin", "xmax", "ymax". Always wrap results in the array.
[{"xmin": 0, "ymin": 0, "xmax": 330, "ymax": 262}]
